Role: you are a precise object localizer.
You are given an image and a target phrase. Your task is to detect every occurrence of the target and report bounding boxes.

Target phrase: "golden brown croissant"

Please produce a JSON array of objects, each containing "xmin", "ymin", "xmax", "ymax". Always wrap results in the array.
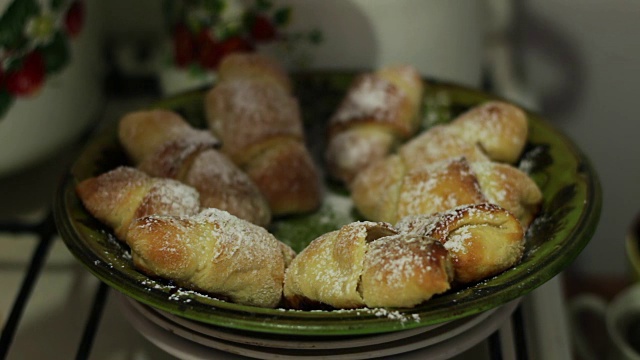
[
  {"xmin": 395, "ymin": 203, "xmax": 525, "ymax": 284},
  {"xmin": 125, "ymin": 208, "xmax": 294, "ymax": 308},
  {"xmin": 204, "ymin": 80, "xmax": 303, "ymax": 165},
  {"xmin": 325, "ymin": 65, "xmax": 424, "ymax": 185},
  {"xmin": 398, "ymin": 101, "xmax": 528, "ymax": 168},
  {"xmin": 469, "ymin": 161, "xmax": 542, "ymax": 228},
  {"xmin": 217, "ymin": 53, "xmax": 293, "ymax": 94},
  {"xmin": 351, "ymin": 156, "xmax": 541, "ymax": 227},
  {"xmin": 360, "ymin": 234, "xmax": 454, "ymax": 308},
  {"xmin": 75, "ymin": 166, "xmax": 201, "ymax": 241},
  {"xmin": 179, "ymin": 149, "xmax": 272, "ymax": 226},
  {"xmin": 350, "ymin": 99, "xmax": 539, "ymax": 226},
  {"xmin": 399, "ymin": 124, "xmax": 490, "ymax": 170},
  {"xmin": 352, "ymin": 157, "xmax": 485, "ymax": 224},
  {"xmin": 448, "ymin": 101, "xmax": 529, "ymax": 164},
  {"xmin": 283, "ymin": 221, "xmax": 453, "ymax": 309},
  {"xmin": 118, "ymin": 110, "xmax": 271, "ymax": 227},
  {"xmin": 119, "ymin": 110, "xmax": 219, "ymax": 165},
  {"xmin": 204, "ymin": 67, "xmax": 322, "ymax": 216}
]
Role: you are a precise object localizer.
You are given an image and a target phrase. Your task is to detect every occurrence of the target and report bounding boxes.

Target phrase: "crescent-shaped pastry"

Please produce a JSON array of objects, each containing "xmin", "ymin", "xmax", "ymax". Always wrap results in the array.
[
  {"xmin": 395, "ymin": 203, "xmax": 525, "ymax": 284},
  {"xmin": 325, "ymin": 65, "xmax": 424, "ymax": 185},
  {"xmin": 127, "ymin": 208, "xmax": 294, "ymax": 308},
  {"xmin": 284, "ymin": 221, "xmax": 398, "ymax": 309},
  {"xmin": 204, "ymin": 74, "xmax": 322, "ymax": 216},
  {"xmin": 217, "ymin": 52, "xmax": 293, "ymax": 93},
  {"xmin": 119, "ymin": 109, "xmax": 219, "ymax": 164},
  {"xmin": 352, "ymin": 157, "xmax": 487, "ymax": 224},
  {"xmin": 399, "ymin": 124, "xmax": 490, "ymax": 169},
  {"xmin": 448, "ymin": 101, "xmax": 529, "ymax": 164},
  {"xmin": 284, "ymin": 221, "xmax": 453, "ymax": 309},
  {"xmin": 360, "ymin": 234, "xmax": 453, "ymax": 308},
  {"xmin": 469, "ymin": 161, "xmax": 543, "ymax": 228},
  {"xmin": 119, "ymin": 110, "xmax": 272, "ymax": 227},
  {"xmin": 75, "ymin": 166, "xmax": 200, "ymax": 241}
]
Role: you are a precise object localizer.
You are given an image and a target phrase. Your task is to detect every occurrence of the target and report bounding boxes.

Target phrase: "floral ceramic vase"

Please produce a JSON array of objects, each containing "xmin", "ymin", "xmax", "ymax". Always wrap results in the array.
[
  {"xmin": 158, "ymin": 0, "xmax": 321, "ymax": 95},
  {"xmin": 0, "ymin": 0, "xmax": 104, "ymax": 176}
]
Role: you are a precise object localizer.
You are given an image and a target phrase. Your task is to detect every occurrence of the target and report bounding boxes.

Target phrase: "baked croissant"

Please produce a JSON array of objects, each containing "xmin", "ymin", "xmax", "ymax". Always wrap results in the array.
[
  {"xmin": 399, "ymin": 124, "xmax": 490, "ymax": 170},
  {"xmin": 126, "ymin": 208, "xmax": 294, "ymax": 308},
  {"xmin": 325, "ymin": 65, "xmax": 424, "ymax": 185},
  {"xmin": 395, "ymin": 203, "xmax": 525, "ymax": 284},
  {"xmin": 398, "ymin": 101, "xmax": 528, "ymax": 170},
  {"xmin": 360, "ymin": 234, "xmax": 454, "ymax": 308},
  {"xmin": 283, "ymin": 221, "xmax": 453, "ymax": 309},
  {"xmin": 75, "ymin": 166, "xmax": 200, "ymax": 241},
  {"xmin": 204, "ymin": 63, "xmax": 322, "ymax": 216},
  {"xmin": 217, "ymin": 53, "xmax": 293, "ymax": 93},
  {"xmin": 118, "ymin": 110, "xmax": 271, "ymax": 227},
  {"xmin": 469, "ymin": 161, "xmax": 543, "ymax": 228},
  {"xmin": 350, "ymin": 99, "xmax": 540, "ymax": 226},
  {"xmin": 119, "ymin": 109, "xmax": 218, "ymax": 165},
  {"xmin": 448, "ymin": 101, "xmax": 529, "ymax": 164},
  {"xmin": 351, "ymin": 156, "xmax": 541, "ymax": 227}
]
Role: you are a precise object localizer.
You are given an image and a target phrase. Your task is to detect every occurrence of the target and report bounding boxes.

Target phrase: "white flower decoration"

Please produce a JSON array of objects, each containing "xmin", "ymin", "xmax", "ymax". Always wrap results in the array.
[{"xmin": 24, "ymin": 0, "xmax": 61, "ymax": 47}]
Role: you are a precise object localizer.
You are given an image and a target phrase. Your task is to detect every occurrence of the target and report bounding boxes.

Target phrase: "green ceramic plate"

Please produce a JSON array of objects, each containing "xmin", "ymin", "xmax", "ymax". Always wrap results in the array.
[{"xmin": 54, "ymin": 72, "xmax": 601, "ymax": 336}]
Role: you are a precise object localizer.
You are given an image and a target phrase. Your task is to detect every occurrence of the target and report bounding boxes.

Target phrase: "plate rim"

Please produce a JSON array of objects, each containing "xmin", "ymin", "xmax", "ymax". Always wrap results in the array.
[{"xmin": 117, "ymin": 291, "xmax": 520, "ymax": 359}]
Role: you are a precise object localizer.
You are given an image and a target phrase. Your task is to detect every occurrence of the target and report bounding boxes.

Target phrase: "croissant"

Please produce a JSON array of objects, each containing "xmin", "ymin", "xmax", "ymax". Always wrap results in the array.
[
  {"xmin": 204, "ymin": 65, "xmax": 322, "ymax": 216},
  {"xmin": 351, "ymin": 156, "xmax": 541, "ymax": 227},
  {"xmin": 360, "ymin": 234, "xmax": 454, "ymax": 308},
  {"xmin": 325, "ymin": 65, "xmax": 424, "ymax": 185},
  {"xmin": 126, "ymin": 208, "xmax": 293, "ymax": 308},
  {"xmin": 217, "ymin": 53, "xmax": 293, "ymax": 93},
  {"xmin": 119, "ymin": 109, "xmax": 218, "ymax": 165},
  {"xmin": 398, "ymin": 100, "xmax": 528, "ymax": 170},
  {"xmin": 469, "ymin": 161, "xmax": 543, "ymax": 228},
  {"xmin": 118, "ymin": 110, "xmax": 271, "ymax": 227},
  {"xmin": 351, "ymin": 99, "xmax": 540, "ymax": 226},
  {"xmin": 399, "ymin": 125, "xmax": 490, "ymax": 170},
  {"xmin": 75, "ymin": 166, "xmax": 200, "ymax": 241},
  {"xmin": 448, "ymin": 101, "xmax": 529, "ymax": 164},
  {"xmin": 395, "ymin": 203, "xmax": 525, "ymax": 284},
  {"xmin": 283, "ymin": 221, "xmax": 453, "ymax": 309}
]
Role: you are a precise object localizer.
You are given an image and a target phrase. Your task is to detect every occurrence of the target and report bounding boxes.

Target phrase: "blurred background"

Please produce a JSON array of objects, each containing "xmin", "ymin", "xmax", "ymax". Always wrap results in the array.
[{"xmin": 516, "ymin": 1, "xmax": 640, "ymax": 290}]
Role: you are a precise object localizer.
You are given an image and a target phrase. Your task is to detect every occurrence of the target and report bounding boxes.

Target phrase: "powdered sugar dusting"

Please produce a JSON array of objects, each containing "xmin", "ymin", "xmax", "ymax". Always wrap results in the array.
[
  {"xmin": 326, "ymin": 128, "xmax": 394, "ymax": 183},
  {"xmin": 470, "ymin": 161, "xmax": 515, "ymax": 209},
  {"xmin": 443, "ymin": 226, "xmax": 474, "ymax": 254},
  {"xmin": 395, "ymin": 203, "xmax": 502, "ymax": 257},
  {"xmin": 396, "ymin": 158, "xmax": 484, "ymax": 220},
  {"xmin": 90, "ymin": 166, "xmax": 146, "ymax": 207},
  {"xmin": 366, "ymin": 236, "xmax": 432, "ymax": 285},
  {"xmin": 395, "ymin": 214, "xmax": 440, "ymax": 236},
  {"xmin": 206, "ymin": 80, "xmax": 303, "ymax": 156},
  {"xmin": 331, "ymin": 75, "xmax": 402, "ymax": 124},
  {"xmin": 367, "ymin": 308, "xmax": 422, "ymax": 323},
  {"xmin": 181, "ymin": 149, "xmax": 271, "ymax": 226},
  {"xmin": 284, "ymin": 222, "xmax": 396, "ymax": 308},
  {"xmin": 144, "ymin": 179, "xmax": 200, "ymax": 216},
  {"xmin": 130, "ymin": 208, "xmax": 285, "ymax": 307},
  {"xmin": 449, "ymin": 101, "xmax": 528, "ymax": 162},
  {"xmin": 194, "ymin": 208, "xmax": 276, "ymax": 262}
]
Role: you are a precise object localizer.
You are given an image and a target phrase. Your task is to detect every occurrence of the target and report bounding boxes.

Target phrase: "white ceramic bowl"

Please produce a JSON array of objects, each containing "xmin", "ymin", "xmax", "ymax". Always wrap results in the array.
[{"xmin": 0, "ymin": 1, "xmax": 104, "ymax": 177}]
